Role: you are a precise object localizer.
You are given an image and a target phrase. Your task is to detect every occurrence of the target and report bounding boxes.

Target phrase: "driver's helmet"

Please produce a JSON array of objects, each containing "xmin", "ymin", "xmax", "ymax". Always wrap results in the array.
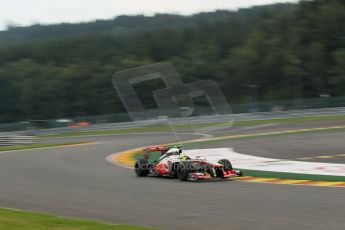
[
  {"xmin": 166, "ymin": 147, "xmax": 181, "ymax": 156},
  {"xmin": 179, "ymin": 153, "xmax": 190, "ymax": 160}
]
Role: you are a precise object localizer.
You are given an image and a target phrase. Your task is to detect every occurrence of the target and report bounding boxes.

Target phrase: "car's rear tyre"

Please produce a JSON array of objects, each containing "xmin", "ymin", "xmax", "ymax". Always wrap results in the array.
[
  {"xmin": 177, "ymin": 162, "xmax": 189, "ymax": 181},
  {"xmin": 218, "ymin": 159, "xmax": 233, "ymax": 171},
  {"xmin": 134, "ymin": 159, "xmax": 150, "ymax": 177}
]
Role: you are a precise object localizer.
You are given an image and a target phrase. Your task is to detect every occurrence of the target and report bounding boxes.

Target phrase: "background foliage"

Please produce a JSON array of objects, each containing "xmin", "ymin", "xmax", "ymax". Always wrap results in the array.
[{"xmin": 0, "ymin": 0, "xmax": 344, "ymax": 122}]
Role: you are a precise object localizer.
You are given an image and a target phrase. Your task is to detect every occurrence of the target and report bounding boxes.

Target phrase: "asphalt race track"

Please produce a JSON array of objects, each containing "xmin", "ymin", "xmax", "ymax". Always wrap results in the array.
[{"xmin": 0, "ymin": 120, "xmax": 345, "ymax": 230}]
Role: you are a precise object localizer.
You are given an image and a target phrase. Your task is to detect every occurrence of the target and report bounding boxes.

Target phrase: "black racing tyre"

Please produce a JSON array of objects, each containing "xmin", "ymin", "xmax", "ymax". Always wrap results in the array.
[
  {"xmin": 134, "ymin": 159, "xmax": 150, "ymax": 177},
  {"xmin": 167, "ymin": 163, "xmax": 178, "ymax": 179},
  {"xmin": 177, "ymin": 162, "xmax": 189, "ymax": 181},
  {"xmin": 168, "ymin": 172, "xmax": 177, "ymax": 179},
  {"xmin": 218, "ymin": 159, "xmax": 233, "ymax": 171}
]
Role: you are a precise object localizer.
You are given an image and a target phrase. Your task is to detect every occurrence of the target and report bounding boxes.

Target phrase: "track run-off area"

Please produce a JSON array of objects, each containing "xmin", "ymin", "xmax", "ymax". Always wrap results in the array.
[
  {"xmin": 1, "ymin": 118, "xmax": 345, "ymax": 230},
  {"xmin": 111, "ymin": 125, "xmax": 345, "ymax": 187}
]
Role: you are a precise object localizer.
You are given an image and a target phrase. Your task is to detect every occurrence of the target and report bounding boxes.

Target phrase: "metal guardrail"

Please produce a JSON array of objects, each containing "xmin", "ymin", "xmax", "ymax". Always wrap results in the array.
[
  {"xmin": 2, "ymin": 96, "xmax": 345, "ymax": 133},
  {"xmin": 1, "ymin": 106, "xmax": 345, "ymax": 136},
  {"xmin": 30, "ymin": 106, "xmax": 345, "ymax": 136},
  {"xmin": 0, "ymin": 135, "xmax": 36, "ymax": 146}
]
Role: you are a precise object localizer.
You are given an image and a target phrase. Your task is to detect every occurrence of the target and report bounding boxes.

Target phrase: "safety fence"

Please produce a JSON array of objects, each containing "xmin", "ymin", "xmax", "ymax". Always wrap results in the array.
[
  {"xmin": 0, "ymin": 135, "xmax": 36, "ymax": 146},
  {"xmin": 1, "ymin": 96, "xmax": 345, "ymax": 133}
]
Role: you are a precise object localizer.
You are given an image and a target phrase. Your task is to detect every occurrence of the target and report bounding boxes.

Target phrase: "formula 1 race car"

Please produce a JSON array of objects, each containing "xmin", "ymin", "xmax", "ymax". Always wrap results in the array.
[{"xmin": 134, "ymin": 145, "xmax": 243, "ymax": 181}]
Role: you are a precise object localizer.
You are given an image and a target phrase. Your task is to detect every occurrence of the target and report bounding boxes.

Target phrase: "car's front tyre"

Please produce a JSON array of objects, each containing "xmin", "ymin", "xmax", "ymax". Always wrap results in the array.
[
  {"xmin": 134, "ymin": 159, "xmax": 150, "ymax": 177},
  {"xmin": 177, "ymin": 162, "xmax": 189, "ymax": 181},
  {"xmin": 218, "ymin": 159, "xmax": 233, "ymax": 171}
]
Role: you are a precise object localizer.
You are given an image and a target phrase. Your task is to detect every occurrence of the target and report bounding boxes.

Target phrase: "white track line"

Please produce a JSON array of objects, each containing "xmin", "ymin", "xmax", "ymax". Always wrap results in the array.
[{"xmin": 0, "ymin": 142, "xmax": 101, "ymax": 154}]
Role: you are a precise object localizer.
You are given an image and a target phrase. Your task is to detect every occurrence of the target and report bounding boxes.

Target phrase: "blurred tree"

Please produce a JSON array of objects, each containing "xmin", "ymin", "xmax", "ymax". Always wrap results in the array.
[{"xmin": 0, "ymin": 0, "xmax": 344, "ymax": 122}]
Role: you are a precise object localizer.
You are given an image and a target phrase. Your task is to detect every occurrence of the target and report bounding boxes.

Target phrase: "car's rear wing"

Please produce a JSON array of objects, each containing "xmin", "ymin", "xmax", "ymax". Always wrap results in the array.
[
  {"xmin": 141, "ymin": 145, "xmax": 169, "ymax": 159},
  {"xmin": 144, "ymin": 145, "xmax": 169, "ymax": 153},
  {"xmin": 142, "ymin": 145, "xmax": 184, "ymax": 159}
]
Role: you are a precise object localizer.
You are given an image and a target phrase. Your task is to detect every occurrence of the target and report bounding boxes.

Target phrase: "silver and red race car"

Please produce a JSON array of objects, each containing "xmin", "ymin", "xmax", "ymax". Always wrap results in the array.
[{"xmin": 134, "ymin": 145, "xmax": 243, "ymax": 181}]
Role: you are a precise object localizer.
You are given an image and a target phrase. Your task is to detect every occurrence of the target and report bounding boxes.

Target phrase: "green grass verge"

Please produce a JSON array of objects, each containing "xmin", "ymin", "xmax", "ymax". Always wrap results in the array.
[
  {"xmin": 241, "ymin": 169, "xmax": 345, "ymax": 182},
  {"xmin": 0, "ymin": 208, "xmax": 153, "ymax": 230},
  {"xmin": 0, "ymin": 142, "xmax": 91, "ymax": 152},
  {"xmin": 39, "ymin": 125, "xmax": 177, "ymax": 138},
  {"xmin": 39, "ymin": 114, "xmax": 345, "ymax": 138},
  {"xmin": 234, "ymin": 114, "xmax": 345, "ymax": 126},
  {"xmin": 184, "ymin": 126, "xmax": 345, "ymax": 149},
  {"xmin": 38, "ymin": 122, "xmax": 234, "ymax": 138}
]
